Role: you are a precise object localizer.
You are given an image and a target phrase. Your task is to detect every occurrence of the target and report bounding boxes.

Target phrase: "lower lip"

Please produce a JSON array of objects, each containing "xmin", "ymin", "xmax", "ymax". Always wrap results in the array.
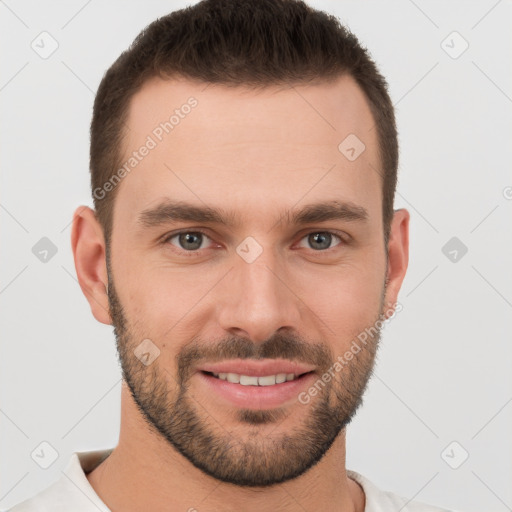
[{"xmin": 197, "ymin": 371, "xmax": 316, "ymax": 409}]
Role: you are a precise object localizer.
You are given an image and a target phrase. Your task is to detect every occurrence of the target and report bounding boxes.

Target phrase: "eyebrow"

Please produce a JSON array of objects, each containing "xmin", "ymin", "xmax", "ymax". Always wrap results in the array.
[{"xmin": 137, "ymin": 199, "xmax": 368, "ymax": 230}]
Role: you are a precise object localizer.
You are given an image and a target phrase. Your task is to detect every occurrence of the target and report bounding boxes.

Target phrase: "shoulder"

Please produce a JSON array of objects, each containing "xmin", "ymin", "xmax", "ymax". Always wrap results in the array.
[
  {"xmin": 7, "ymin": 451, "xmax": 112, "ymax": 512},
  {"xmin": 347, "ymin": 470, "xmax": 455, "ymax": 512},
  {"xmin": 8, "ymin": 477, "xmax": 70, "ymax": 512}
]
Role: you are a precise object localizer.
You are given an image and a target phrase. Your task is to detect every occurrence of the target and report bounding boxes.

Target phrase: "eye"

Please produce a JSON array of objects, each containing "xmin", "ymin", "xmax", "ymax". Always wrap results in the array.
[
  {"xmin": 165, "ymin": 230, "xmax": 213, "ymax": 252},
  {"xmin": 297, "ymin": 231, "xmax": 343, "ymax": 251},
  {"xmin": 162, "ymin": 229, "xmax": 346, "ymax": 256}
]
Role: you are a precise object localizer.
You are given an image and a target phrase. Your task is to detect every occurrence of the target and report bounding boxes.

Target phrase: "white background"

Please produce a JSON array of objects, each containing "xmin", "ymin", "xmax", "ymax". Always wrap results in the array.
[{"xmin": 1, "ymin": 1, "xmax": 511, "ymax": 511}]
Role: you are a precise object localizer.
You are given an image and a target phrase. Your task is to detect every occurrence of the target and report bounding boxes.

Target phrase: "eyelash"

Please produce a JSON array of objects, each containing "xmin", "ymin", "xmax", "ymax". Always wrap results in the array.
[{"xmin": 161, "ymin": 229, "xmax": 348, "ymax": 257}]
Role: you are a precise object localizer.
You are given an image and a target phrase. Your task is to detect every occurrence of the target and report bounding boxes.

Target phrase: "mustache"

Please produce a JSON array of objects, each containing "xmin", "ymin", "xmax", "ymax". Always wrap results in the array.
[{"xmin": 176, "ymin": 331, "xmax": 333, "ymax": 384}]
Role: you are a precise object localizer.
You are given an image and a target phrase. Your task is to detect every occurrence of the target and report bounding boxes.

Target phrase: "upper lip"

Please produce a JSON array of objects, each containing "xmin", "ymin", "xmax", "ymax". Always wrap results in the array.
[{"xmin": 198, "ymin": 359, "xmax": 316, "ymax": 377}]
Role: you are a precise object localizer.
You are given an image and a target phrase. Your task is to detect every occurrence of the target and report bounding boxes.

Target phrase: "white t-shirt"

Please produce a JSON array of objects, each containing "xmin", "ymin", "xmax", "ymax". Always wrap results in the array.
[{"xmin": 8, "ymin": 450, "xmax": 453, "ymax": 512}]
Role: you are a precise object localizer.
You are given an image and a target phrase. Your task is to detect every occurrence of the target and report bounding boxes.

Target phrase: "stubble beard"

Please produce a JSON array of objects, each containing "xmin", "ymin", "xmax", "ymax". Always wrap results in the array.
[{"xmin": 106, "ymin": 261, "xmax": 383, "ymax": 487}]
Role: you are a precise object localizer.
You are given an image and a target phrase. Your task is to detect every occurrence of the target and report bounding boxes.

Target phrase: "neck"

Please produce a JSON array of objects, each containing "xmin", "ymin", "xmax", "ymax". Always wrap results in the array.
[{"xmin": 87, "ymin": 382, "xmax": 365, "ymax": 512}]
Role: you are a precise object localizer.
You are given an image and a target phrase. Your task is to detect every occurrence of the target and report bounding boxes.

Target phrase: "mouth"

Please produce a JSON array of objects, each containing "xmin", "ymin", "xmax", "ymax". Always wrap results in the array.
[{"xmin": 196, "ymin": 360, "xmax": 317, "ymax": 409}]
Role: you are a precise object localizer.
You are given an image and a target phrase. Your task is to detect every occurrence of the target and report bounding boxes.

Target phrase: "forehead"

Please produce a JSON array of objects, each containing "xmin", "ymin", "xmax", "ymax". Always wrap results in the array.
[{"xmin": 114, "ymin": 75, "xmax": 382, "ymax": 230}]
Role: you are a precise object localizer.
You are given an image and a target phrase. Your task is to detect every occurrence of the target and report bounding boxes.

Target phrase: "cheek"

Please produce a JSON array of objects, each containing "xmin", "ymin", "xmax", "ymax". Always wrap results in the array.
[
  {"xmin": 114, "ymin": 230, "xmax": 386, "ymax": 352},
  {"xmin": 303, "ymin": 261, "xmax": 385, "ymax": 347},
  {"xmin": 118, "ymin": 263, "xmax": 220, "ymax": 341}
]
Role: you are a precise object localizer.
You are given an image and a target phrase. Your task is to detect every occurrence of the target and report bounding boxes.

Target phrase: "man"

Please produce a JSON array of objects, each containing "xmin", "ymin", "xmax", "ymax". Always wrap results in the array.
[{"xmin": 10, "ymin": 0, "xmax": 451, "ymax": 510}]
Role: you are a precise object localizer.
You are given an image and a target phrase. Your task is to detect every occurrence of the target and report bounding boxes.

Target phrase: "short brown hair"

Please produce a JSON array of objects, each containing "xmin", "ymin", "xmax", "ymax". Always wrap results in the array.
[{"xmin": 90, "ymin": 0, "xmax": 398, "ymax": 247}]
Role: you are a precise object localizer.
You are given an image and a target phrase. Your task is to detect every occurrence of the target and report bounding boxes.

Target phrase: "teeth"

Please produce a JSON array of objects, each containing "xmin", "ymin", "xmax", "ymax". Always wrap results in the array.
[
  {"xmin": 226, "ymin": 372, "xmax": 240, "ymax": 383},
  {"xmin": 211, "ymin": 372, "xmax": 301, "ymax": 385},
  {"xmin": 258, "ymin": 375, "xmax": 276, "ymax": 386},
  {"xmin": 240, "ymin": 375, "xmax": 259, "ymax": 385}
]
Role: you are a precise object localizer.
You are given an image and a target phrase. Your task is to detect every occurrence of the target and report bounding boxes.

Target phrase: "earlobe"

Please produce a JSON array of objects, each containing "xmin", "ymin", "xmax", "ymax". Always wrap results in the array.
[
  {"xmin": 383, "ymin": 208, "xmax": 410, "ymax": 315},
  {"xmin": 71, "ymin": 206, "xmax": 112, "ymax": 325}
]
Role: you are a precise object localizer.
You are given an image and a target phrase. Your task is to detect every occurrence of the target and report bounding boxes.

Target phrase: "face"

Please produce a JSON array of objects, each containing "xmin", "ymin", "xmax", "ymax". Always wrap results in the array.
[{"xmin": 100, "ymin": 75, "xmax": 402, "ymax": 487}]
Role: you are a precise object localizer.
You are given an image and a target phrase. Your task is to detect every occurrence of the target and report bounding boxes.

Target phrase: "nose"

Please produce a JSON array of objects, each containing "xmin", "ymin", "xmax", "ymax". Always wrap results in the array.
[{"xmin": 217, "ymin": 246, "xmax": 302, "ymax": 344}]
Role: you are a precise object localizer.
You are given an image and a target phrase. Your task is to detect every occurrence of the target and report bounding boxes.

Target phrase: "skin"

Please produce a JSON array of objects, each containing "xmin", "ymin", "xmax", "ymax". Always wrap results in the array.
[{"xmin": 72, "ymin": 74, "xmax": 409, "ymax": 512}]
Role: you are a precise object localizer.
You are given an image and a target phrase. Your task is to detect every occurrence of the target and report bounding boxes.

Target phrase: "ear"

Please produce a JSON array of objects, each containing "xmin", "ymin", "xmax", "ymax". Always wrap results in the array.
[
  {"xmin": 71, "ymin": 206, "xmax": 111, "ymax": 325},
  {"xmin": 383, "ymin": 208, "xmax": 409, "ymax": 316}
]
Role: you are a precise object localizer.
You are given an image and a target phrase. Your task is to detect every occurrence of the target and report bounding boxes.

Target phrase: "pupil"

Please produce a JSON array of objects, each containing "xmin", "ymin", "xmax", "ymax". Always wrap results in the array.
[
  {"xmin": 178, "ymin": 232, "xmax": 331, "ymax": 251},
  {"xmin": 180, "ymin": 232, "xmax": 202, "ymax": 250},
  {"xmin": 310, "ymin": 232, "xmax": 330, "ymax": 250}
]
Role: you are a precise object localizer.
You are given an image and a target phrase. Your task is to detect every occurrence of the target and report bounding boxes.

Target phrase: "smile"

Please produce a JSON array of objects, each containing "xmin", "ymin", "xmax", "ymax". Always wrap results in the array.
[{"xmin": 206, "ymin": 371, "xmax": 304, "ymax": 385}]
